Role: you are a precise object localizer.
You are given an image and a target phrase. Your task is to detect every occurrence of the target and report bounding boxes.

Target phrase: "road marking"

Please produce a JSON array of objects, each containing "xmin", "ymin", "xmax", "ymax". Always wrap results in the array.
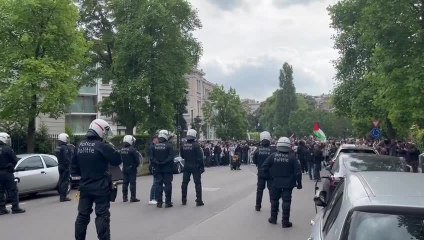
[{"xmin": 202, "ymin": 187, "xmax": 220, "ymax": 192}]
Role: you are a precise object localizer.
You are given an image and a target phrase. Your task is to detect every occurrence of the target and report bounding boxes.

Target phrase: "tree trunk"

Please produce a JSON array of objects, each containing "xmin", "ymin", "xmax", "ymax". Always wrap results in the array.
[
  {"xmin": 125, "ymin": 125, "xmax": 134, "ymax": 135},
  {"xmin": 27, "ymin": 93, "xmax": 38, "ymax": 153},
  {"xmin": 385, "ymin": 117, "xmax": 397, "ymax": 140},
  {"xmin": 27, "ymin": 117, "xmax": 36, "ymax": 153}
]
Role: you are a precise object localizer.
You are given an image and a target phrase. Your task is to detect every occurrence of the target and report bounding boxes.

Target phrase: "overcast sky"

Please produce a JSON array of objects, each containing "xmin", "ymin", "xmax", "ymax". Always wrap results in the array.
[{"xmin": 189, "ymin": 0, "xmax": 339, "ymax": 101}]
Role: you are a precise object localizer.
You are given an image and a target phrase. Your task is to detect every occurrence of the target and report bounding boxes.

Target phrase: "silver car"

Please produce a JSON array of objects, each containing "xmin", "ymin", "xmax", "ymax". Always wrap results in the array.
[
  {"xmin": 14, "ymin": 154, "xmax": 68, "ymax": 196},
  {"xmin": 310, "ymin": 172, "xmax": 424, "ymax": 240}
]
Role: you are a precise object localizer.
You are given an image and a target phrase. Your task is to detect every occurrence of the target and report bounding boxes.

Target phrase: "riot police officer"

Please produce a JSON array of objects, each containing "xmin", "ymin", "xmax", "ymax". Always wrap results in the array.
[
  {"xmin": 72, "ymin": 119, "xmax": 122, "ymax": 240},
  {"xmin": 261, "ymin": 137, "xmax": 302, "ymax": 228},
  {"xmin": 181, "ymin": 129, "xmax": 205, "ymax": 206},
  {"xmin": 252, "ymin": 131, "xmax": 274, "ymax": 211},
  {"xmin": 0, "ymin": 132, "xmax": 25, "ymax": 215},
  {"xmin": 55, "ymin": 133, "xmax": 72, "ymax": 202},
  {"xmin": 152, "ymin": 130, "xmax": 174, "ymax": 208},
  {"xmin": 121, "ymin": 135, "xmax": 141, "ymax": 203}
]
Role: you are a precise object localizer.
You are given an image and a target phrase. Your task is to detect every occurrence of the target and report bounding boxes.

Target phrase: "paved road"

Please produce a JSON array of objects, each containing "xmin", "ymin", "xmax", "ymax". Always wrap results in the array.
[{"xmin": 0, "ymin": 166, "xmax": 317, "ymax": 240}]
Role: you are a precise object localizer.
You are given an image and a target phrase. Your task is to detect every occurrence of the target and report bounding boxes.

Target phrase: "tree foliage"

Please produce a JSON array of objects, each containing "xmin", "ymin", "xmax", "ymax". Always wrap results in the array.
[
  {"xmin": 100, "ymin": 0, "xmax": 202, "ymax": 134},
  {"xmin": 273, "ymin": 62, "xmax": 298, "ymax": 136},
  {"xmin": 329, "ymin": 0, "xmax": 424, "ymax": 139},
  {"xmin": 0, "ymin": 0, "xmax": 90, "ymax": 152},
  {"xmin": 203, "ymin": 86, "xmax": 248, "ymax": 140}
]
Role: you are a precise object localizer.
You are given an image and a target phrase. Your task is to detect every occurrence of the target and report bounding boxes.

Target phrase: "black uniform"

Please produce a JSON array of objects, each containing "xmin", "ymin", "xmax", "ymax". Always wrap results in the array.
[
  {"xmin": 180, "ymin": 140, "xmax": 204, "ymax": 205},
  {"xmin": 0, "ymin": 143, "xmax": 23, "ymax": 214},
  {"xmin": 252, "ymin": 140, "xmax": 274, "ymax": 210},
  {"xmin": 121, "ymin": 144, "xmax": 141, "ymax": 201},
  {"xmin": 55, "ymin": 142, "xmax": 71, "ymax": 201},
  {"xmin": 261, "ymin": 150, "xmax": 302, "ymax": 227},
  {"xmin": 152, "ymin": 138, "xmax": 174, "ymax": 207},
  {"xmin": 72, "ymin": 132, "xmax": 122, "ymax": 240}
]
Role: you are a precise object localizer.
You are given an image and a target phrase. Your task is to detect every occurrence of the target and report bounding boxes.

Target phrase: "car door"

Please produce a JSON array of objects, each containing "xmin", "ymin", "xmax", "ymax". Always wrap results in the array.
[
  {"xmin": 41, "ymin": 155, "xmax": 60, "ymax": 190},
  {"xmin": 14, "ymin": 155, "xmax": 48, "ymax": 194}
]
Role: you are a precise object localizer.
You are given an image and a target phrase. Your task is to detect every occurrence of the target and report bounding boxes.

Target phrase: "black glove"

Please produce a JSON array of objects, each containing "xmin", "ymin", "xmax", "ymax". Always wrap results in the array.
[{"xmin": 296, "ymin": 184, "xmax": 302, "ymax": 190}]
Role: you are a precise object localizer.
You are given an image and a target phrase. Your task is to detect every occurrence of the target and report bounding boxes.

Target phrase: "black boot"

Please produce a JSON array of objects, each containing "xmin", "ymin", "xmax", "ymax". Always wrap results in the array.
[
  {"xmin": 60, "ymin": 197, "xmax": 72, "ymax": 202},
  {"xmin": 196, "ymin": 201, "xmax": 204, "ymax": 207},
  {"xmin": 123, "ymin": 196, "xmax": 128, "ymax": 202},
  {"xmin": 157, "ymin": 202, "xmax": 163, "ymax": 208},
  {"xmin": 0, "ymin": 208, "xmax": 10, "ymax": 215},
  {"xmin": 268, "ymin": 217, "xmax": 277, "ymax": 224},
  {"xmin": 165, "ymin": 202, "xmax": 173, "ymax": 208},
  {"xmin": 182, "ymin": 199, "xmax": 187, "ymax": 206},
  {"xmin": 282, "ymin": 221, "xmax": 293, "ymax": 228},
  {"xmin": 255, "ymin": 205, "xmax": 261, "ymax": 211},
  {"xmin": 11, "ymin": 207, "xmax": 25, "ymax": 214},
  {"xmin": 130, "ymin": 198, "xmax": 140, "ymax": 203}
]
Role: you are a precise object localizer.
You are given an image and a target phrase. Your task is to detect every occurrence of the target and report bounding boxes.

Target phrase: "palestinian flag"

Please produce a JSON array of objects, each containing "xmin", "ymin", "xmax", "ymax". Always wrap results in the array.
[{"xmin": 313, "ymin": 122, "xmax": 327, "ymax": 142}]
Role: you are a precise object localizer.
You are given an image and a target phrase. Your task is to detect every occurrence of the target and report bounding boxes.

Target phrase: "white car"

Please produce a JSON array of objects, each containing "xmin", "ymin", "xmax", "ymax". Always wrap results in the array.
[{"xmin": 14, "ymin": 154, "xmax": 69, "ymax": 196}]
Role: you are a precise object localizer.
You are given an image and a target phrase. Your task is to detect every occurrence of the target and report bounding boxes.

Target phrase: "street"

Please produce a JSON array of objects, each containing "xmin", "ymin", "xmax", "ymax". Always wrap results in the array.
[{"xmin": 0, "ymin": 165, "xmax": 317, "ymax": 240}]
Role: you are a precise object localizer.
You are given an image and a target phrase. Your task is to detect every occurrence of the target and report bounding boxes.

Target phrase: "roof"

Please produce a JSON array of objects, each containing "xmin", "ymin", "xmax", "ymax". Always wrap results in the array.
[
  {"xmin": 340, "ymin": 144, "xmax": 374, "ymax": 150},
  {"xmin": 17, "ymin": 154, "xmax": 56, "ymax": 159},
  {"xmin": 348, "ymin": 172, "xmax": 424, "ymax": 209}
]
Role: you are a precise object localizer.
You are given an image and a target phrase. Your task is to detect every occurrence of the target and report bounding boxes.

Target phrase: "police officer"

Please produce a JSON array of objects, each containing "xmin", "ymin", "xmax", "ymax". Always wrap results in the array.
[
  {"xmin": 121, "ymin": 135, "xmax": 141, "ymax": 203},
  {"xmin": 261, "ymin": 137, "xmax": 302, "ymax": 228},
  {"xmin": 55, "ymin": 133, "xmax": 72, "ymax": 202},
  {"xmin": 0, "ymin": 132, "xmax": 25, "ymax": 215},
  {"xmin": 152, "ymin": 130, "xmax": 174, "ymax": 208},
  {"xmin": 181, "ymin": 129, "xmax": 205, "ymax": 206},
  {"xmin": 252, "ymin": 131, "xmax": 274, "ymax": 211},
  {"xmin": 72, "ymin": 119, "xmax": 122, "ymax": 240}
]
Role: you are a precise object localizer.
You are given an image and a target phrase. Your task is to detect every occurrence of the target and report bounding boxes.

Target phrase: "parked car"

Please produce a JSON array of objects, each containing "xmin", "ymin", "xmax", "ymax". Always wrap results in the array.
[
  {"xmin": 13, "ymin": 154, "xmax": 69, "ymax": 196},
  {"xmin": 310, "ymin": 172, "xmax": 424, "ymax": 240},
  {"xmin": 321, "ymin": 153, "xmax": 411, "ymax": 202},
  {"xmin": 330, "ymin": 144, "xmax": 378, "ymax": 165}
]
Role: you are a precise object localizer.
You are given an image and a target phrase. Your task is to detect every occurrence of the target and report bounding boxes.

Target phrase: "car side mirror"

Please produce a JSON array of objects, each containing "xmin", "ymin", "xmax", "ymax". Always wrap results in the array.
[{"xmin": 314, "ymin": 193, "xmax": 327, "ymax": 207}]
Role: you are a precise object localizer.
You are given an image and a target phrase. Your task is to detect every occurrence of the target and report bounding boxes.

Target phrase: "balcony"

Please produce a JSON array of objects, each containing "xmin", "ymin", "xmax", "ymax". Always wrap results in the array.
[
  {"xmin": 68, "ymin": 96, "xmax": 97, "ymax": 114},
  {"xmin": 79, "ymin": 85, "xmax": 97, "ymax": 95}
]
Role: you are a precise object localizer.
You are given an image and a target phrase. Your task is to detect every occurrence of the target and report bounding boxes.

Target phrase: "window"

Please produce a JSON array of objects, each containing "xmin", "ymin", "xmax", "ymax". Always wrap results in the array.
[
  {"xmin": 323, "ymin": 179, "xmax": 345, "ymax": 236},
  {"xmin": 43, "ymin": 156, "xmax": 58, "ymax": 168},
  {"xmin": 16, "ymin": 156, "xmax": 44, "ymax": 171},
  {"xmin": 68, "ymin": 96, "xmax": 97, "ymax": 113},
  {"xmin": 346, "ymin": 211, "xmax": 424, "ymax": 240},
  {"xmin": 65, "ymin": 115, "xmax": 97, "ymax": 135}
]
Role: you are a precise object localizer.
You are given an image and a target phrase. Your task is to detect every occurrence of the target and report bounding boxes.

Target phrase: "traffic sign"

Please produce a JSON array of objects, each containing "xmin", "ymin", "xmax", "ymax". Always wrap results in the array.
[{"xmin": 371, "ymin": 128, "xmax": 381, "ymax": 139}]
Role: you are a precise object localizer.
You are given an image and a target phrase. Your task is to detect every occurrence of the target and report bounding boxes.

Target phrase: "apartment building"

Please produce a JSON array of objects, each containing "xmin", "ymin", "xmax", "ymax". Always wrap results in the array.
[{"xmin": 184, "ymin": 68, "xmax": 217, "ymax": 140}]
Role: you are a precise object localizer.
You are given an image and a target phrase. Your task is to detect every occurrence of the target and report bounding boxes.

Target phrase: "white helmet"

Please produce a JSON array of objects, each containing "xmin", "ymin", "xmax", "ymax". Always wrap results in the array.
[
  {"xmin": 276, "ymin": 137, "xmax": 291, "ymax": 152},
  {"xmin": 123, "ymin": 135, "xmax": 136, "ymax": 145},
  {"xmin": 186, "ymin": 129, "xmax": 197, "ymax": 140},
  {"xmin": 158, "ymin": 130, "xmax": 169, "ymax": 141},
  {"xmin": 0, "ymin": 132, "xmax": 11, "ymax": 145},
  {"xmin": 89, "ymin": 119, "xmax": 112, "ymax": 139},
  {"xmin": 260, "ymin": 131, "xmax": 272, "ymax": 142},
  {"xmin": 58, "ymin": 133, "xmax": 69, "ymax": 143}
]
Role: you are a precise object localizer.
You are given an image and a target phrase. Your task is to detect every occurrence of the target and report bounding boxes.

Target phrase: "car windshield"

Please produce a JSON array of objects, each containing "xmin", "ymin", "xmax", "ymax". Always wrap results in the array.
[
  {"xmin": 348, "ymin": 211, "xmax": 424, "ymax": 240},
  {"xmin": 344, "ymin": 155, "xmax": 405, "ymax": 172}
]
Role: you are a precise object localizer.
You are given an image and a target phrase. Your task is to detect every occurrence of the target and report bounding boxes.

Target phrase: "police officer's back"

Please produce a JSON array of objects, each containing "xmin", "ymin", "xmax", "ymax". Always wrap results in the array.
[
  {"xmin": 121, "ymin": 135, "xmax": 141, "ymax": 202},
  {"xmin": 0, "ymin": 132, "xmax": 25, "ymax": 215},
  {"xmin": 180, "ymin": 129, "xmax": 205, "ymax": 206},
  {"xmin": 252, "ymin": 131, "xmax": 274, "ymax": 211},
  {"xmin": 152, "ymin": 130, "xmax": 174, "ymax": 208},
  {"xmin": 261, "ymin": 137, "xmax": 302, "ymax": 228},
  {"xmin": 72, "ymin": 119, "xmax": 122, "ymax": 240},
  {"xmin": 55, "ymin": 133, "xmax": 72, "ymax": 202}
]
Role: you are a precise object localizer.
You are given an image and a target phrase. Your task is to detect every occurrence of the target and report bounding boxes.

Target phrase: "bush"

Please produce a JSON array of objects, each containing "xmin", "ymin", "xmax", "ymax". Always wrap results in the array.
[{"xmin": 34, "ymin": 124, "xmax": 52, "ymax": 154}]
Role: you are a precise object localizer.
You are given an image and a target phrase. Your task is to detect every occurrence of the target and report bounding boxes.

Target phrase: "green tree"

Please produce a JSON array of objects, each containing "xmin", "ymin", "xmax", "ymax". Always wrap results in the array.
[
  {"xmin": 329, "ymin": 0, "xmax": 424, "ymax": 139},
  {"xmin": 203, "ymin": 86, "xmax": 248, "ymax": 140},
  {"xmin": 77, "ymin": 0, "xmax": 115, "ymax": 83},
  {"xmin": 101, "ymin": 0, "xmax": 202, "ymax": 134},
  {"xmin": 273, "ymin": 62, "xmax": 298, "ymax": 136},
  {"xmin": 0, "ymin": 0, "xmax": 90, "ymax": 152}
]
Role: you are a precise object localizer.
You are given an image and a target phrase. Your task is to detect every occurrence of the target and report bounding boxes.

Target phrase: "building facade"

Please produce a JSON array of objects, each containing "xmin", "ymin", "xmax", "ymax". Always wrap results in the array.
[
  {"xmin": 184, "ymin": 68, "xmax": 217, "ymax": 140},
  {"xmin": 242, "ymin": 99, "xmax": 261, "ymax": 114},
  {"xmin": 36, "ymin": 81, "xmax": 124, "ymax": 136}
]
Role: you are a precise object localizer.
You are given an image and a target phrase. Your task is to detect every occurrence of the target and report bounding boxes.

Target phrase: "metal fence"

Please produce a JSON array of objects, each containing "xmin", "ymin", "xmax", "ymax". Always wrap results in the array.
[{"xmin": 11, "ymin": 134, "xmax": 59, "ymax": 155}]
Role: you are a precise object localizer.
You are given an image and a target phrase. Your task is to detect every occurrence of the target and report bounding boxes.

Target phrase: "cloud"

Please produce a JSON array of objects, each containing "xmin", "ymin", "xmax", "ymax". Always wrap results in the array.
[
  {"xmin": 190, "ymin": 0, "xmax": 338, "ymax": 101},
  {"xmin": 273, "ymin": 0, "xmax": 318, "ymax": 8},
  {"xmin": 206, "ymin": 0, "xmax": 244, "ymax": 11}
]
